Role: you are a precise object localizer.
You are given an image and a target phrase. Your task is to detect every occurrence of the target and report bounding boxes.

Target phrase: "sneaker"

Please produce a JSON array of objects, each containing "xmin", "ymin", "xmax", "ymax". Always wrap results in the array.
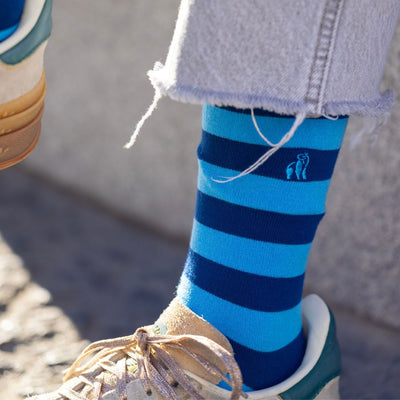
[
  {"xmin": 31, "ymin": 294, "xmax": 341, "ymax": 400},
  {"xmin": 0, "ymin": 0, "xmax": 52, "ymax": 170}
]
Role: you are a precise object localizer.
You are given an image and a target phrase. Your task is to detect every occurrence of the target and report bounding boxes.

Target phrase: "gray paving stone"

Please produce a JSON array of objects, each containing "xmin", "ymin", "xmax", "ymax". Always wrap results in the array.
[{"xmin": 0, "ymin": 169, "xmax": 399, "ymax": 399}]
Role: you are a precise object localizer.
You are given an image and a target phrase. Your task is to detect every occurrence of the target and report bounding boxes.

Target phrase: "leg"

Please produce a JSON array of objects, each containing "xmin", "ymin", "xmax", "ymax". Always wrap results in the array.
[
  {"xmin": 33, "ymin": 0, "xmax": 400, "ymax": 399},
  {"xmin": 176, "ymin": 105, "xmax": 347, "ymax": 390}
]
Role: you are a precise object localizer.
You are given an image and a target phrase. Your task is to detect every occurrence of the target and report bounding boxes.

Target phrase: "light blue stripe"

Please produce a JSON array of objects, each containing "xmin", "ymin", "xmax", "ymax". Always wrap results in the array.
[
  {"xmin": 190, "ymin": 221, "xmax": 310, "ymax": 278},
  {"xmin": 177, "ymin": 275, "xmax": 303, "ymax": 352},
  {"xmin": 202, "ymin": 105, "xmax": 347, "ymax": 150},
  {"xmin": 0, "ymin": 24, "xmax": 18, "ymax": 42},
  {"xmin": 198, "ymin": 160, "xmax": 330, "ymax": 215},
  {"xmin": 218, "ymin": 380, "xmax": 253, "ymax": 393}
]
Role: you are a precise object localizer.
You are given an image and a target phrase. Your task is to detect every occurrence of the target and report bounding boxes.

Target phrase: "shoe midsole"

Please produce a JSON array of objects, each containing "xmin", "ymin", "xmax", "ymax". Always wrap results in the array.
[
  {"xmin": 0, "ymin": 70, "xmax": 46, "ymax": 134},
  {"xmin": 0, "ymin": 104, "xmax": 43, "ymax": 170}
]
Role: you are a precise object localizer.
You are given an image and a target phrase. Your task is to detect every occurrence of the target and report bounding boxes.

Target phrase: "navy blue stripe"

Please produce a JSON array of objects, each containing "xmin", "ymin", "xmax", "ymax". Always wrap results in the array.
[
  {"xmin": 195, "ymin": 191, "xmax": 324, "ymax": 244},
  {"xmin": 217, "ymin": 105, "xmax": 348, "ymax": 119},
  {"xmin": 229, "ymin": 330, "xmax": 306, "ymax": 390},
  {"xmin": 198, "ymin": 130, "xmax": 340, "ymax": 181},
  {"xmin": 183, "ymin": 249, "xmax": 304, "ymax": 312}
]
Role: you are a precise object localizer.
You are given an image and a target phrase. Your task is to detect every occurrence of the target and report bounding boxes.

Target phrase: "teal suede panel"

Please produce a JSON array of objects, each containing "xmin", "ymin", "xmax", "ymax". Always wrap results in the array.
[
  {"xmin": 0, "ymin": 0, "xmax": 52, "ymax": 65},
  {"xmin": 279, "ymin": 309, "xmax": 341, "ymax": 400}
]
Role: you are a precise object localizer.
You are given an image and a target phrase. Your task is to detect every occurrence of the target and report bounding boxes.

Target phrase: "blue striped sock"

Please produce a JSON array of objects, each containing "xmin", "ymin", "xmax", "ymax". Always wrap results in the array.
[
  {"xmin": 0, "ymin": 0, "xmax": 25, "ymax": 42},
  {"xmin": 177, "ymin": 105, "xmax": 348, "ymax": 391}
]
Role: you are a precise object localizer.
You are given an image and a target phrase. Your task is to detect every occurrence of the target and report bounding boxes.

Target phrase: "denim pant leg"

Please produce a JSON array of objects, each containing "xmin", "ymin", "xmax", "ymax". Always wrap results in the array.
[{"xmin": 148, "ymin": 0, "xmax": 400, "ymax": 118}]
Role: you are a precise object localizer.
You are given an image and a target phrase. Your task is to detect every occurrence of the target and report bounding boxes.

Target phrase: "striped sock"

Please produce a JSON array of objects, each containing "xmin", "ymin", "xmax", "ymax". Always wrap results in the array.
[
  {"xmin": 177, "ymin": 104, "xmax": 348, "ymax": 391},
  {"xmin": 0, "ymin": 0, "xmax": 25, "ymax": 42}
]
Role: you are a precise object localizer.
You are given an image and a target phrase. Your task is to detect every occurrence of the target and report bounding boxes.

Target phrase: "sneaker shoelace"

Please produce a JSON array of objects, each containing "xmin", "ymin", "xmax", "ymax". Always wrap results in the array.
[{"xmin": 56, "ymin": 327, "xmax": 248, "ymax": 400}]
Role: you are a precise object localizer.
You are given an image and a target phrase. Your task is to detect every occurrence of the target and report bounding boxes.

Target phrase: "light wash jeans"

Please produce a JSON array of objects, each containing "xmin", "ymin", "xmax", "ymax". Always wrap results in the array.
[{"xmin": 149, "ymin": 0, "xmax": 400, "ymax": 118}]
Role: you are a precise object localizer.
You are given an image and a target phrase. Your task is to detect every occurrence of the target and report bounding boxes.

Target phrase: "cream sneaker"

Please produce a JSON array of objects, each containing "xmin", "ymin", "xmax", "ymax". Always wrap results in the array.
[
  {"xmin": 31, "ymin": 294, "xmax": 341, "ymax": 400},
  {"xmin": 0, "ymin": 0, "xmax": 52, "ymax": 169}
]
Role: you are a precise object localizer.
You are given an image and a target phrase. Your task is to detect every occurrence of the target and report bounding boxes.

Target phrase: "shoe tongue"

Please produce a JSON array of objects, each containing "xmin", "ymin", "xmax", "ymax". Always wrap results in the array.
[{"xmin": 152, "ymin": 298, "xmax": 234, "ymax": 384}]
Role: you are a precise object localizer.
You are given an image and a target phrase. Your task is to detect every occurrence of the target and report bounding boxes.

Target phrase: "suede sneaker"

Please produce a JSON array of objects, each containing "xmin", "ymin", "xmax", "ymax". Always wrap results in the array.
[
  {"xmin": 0, "ymin": 0, "xmax": 52, "ymax": 170},
  {"xmin": 30, "ymin": 294, "xmax": 341, "ymax": 400}
]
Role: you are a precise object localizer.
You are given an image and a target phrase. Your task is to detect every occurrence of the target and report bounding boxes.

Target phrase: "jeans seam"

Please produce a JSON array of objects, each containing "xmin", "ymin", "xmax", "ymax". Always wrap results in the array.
[{"xmin": 305, "ymin": 0, "xmax": 344, "ymax": 115}]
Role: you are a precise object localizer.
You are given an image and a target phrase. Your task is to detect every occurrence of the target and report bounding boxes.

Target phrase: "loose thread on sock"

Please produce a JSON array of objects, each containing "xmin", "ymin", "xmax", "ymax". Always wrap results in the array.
[
  {"xmin": 124, "ymin": 88, "xmax": 162, "ymax": 149},
  {"xmin": 213, "ymin": 111, "xmax": 306, "ymax": 183},
  {"xmin": 250, "ymin": 108, "xmax": 282, "ymax": 147},
  {"xmin": 321, "ymin": 113, "xmax": 339, "ymax": 121}
]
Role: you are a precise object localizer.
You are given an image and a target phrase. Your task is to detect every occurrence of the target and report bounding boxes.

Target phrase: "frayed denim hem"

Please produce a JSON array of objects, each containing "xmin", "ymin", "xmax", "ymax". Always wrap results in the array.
[{"xmin": 149, "ymin": 66, "xmax": 395, "ymax": 119}]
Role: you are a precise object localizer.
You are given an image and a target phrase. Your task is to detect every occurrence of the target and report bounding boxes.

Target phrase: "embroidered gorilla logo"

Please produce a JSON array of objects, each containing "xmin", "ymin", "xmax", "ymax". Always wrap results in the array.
[{"xmin": 286, "ymin": 153, "xmax": 310, "ymax": 180}]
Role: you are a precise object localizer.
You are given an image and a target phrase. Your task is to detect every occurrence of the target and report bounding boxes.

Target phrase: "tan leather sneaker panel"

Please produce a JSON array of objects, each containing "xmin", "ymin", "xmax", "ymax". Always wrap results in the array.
[{"xmin": 157, "ymin": 298, "xmax": 235, "ymax": 385}]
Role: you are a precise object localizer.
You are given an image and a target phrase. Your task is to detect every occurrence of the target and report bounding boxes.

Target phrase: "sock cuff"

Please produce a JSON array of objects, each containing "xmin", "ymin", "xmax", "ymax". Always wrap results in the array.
[{"xmin": 202, "ymin": 104, "xmax": 348, "ymax": 150}]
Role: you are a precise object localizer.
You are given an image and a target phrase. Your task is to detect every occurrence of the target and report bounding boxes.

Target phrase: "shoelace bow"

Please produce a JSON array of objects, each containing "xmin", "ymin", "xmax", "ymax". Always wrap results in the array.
[{"xmin": 59, "ymin": 327, "xmax": 248, "ymax": 400}]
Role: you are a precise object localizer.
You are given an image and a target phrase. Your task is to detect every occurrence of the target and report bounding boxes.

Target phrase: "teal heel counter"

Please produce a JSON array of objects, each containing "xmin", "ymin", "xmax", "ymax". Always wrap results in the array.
[
  {"xmin": 280, "ymin": 309, "xmax": 341, "ymax": 400},
  {"xmin": 0, "ymin": 0, "xmax": 53, "ymax": 65}
]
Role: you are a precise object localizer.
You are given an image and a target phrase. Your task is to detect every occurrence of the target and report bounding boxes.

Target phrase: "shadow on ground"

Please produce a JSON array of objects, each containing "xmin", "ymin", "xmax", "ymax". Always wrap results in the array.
[{"xmin": 0, "ymin": 168, "xmax": 185, "ymax": 340}]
